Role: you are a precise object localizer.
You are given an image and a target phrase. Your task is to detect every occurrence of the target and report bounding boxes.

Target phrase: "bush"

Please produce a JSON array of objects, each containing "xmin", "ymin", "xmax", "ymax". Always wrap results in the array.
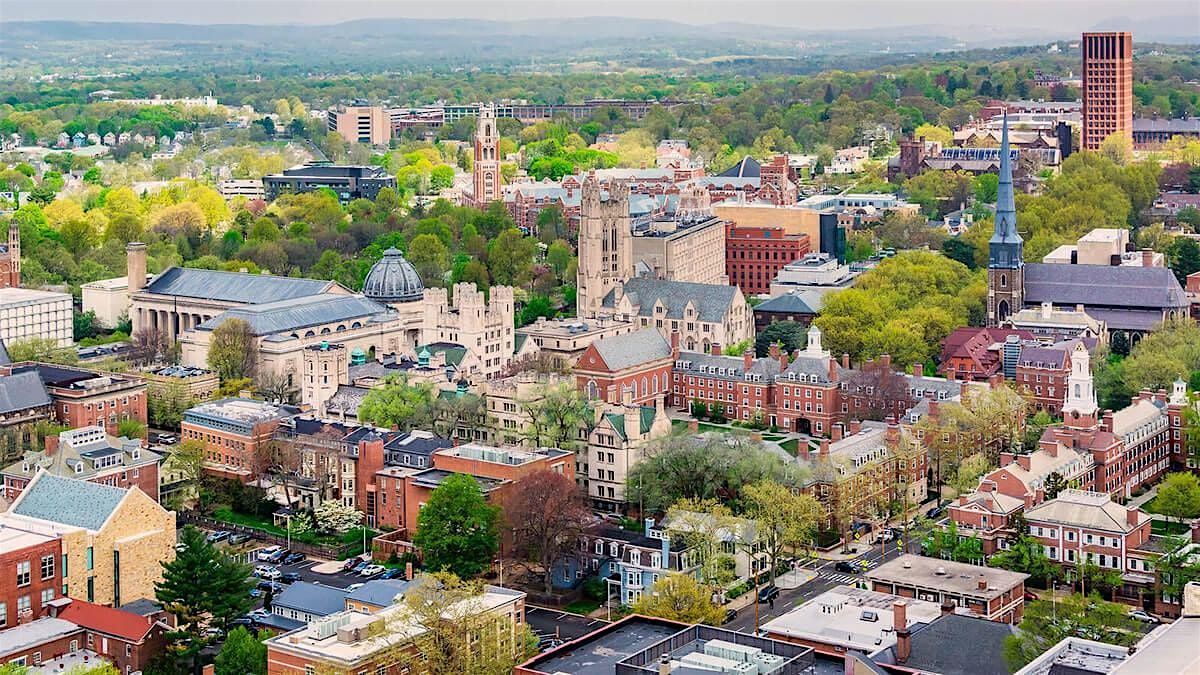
[
  {"xmin": 726, "ymin": 581, "xmax": 752, "ymax": 599},
  {"xmin": 583, "ymin": 576, "xmax": 607, "ymax": 601}
]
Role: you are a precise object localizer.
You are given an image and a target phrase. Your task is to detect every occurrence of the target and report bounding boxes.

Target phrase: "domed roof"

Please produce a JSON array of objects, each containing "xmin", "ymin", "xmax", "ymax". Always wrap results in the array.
[{"xmin": 362, "ymin": 248, "xmax": 423, "ymax": 303}]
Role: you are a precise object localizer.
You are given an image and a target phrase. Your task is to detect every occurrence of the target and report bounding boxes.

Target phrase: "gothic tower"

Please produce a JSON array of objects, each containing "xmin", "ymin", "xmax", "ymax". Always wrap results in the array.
[
  {"xmin": 576, "ymin": 173, "xmax": 633, "ymax": 318},
  {"xmin": 472, "ymin": 104, "xmax": 501, "ymax": 206},
  {"xmin": 987, "ymin": 113, "xmax": 1024, "ymax": 326},
  {"xmin": 0, "ymin": 221, "xmax": 20, "ymax": 288},
  {"xmin": 1062, "ymin": 342, "xmax": 1098, "ymax": 429}
]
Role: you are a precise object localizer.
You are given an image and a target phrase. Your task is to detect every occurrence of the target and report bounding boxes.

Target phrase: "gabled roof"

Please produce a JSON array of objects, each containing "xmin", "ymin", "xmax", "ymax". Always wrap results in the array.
[
  {"xmin": 604, "ymin": 277, "xmax": 740, "ymax": 323},
  {"xmin": 142, "ymin": 267, "xmax": 336, "ymax": 304},
  {"xmin": 9, "ymin": 473, "xmax": 128, "ymax": 531},
  {"xmin": 0, "ymin": 371, "xmax": 52, "ymax": 414},
  {"xmin": 1024, "ymin": 490, "xmax": 1148, "ymax": 533},
  {"xmin": 272, "ymin": 582, "xmax": 348, "ymax": 617},
  {"xmin": 196, "ymin": 294, "xmax": 393, "ymax": 336},
  {"xmin": 56, "ymin": 599, "xmax": 156, "ymax": 642},
  {"xmin": 601, "ymin": 406, "xmax": 660, "ymax": 441},
  {"xmin": 1024, "ymin": 263, "xmax": 1188, "ymax": 312},
  {"xmin": 717, "ymin": 155, "xmax": 761, "ymax": 178},
  {"xmin": 584, "ymin": 329, "xmax": 672, "ymax": 372},
  {"xmin": 753, "ymin": 290, "xmax": 823, "ymax": 315},
  {"xmin": 346, "ymin": 579, "xmax": 414, "ymax": 607}
]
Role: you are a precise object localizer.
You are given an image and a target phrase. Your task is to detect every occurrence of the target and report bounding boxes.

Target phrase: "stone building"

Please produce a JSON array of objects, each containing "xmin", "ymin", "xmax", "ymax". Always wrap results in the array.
[
  {"xmin": 0, "ymin": 223, "xmax": 19, "ymax": 289},
  {"xmin": 470, "ymin": 104, "xmax": 502, "ymax": 206},
  {"xmin": 420, "ymin": 283, "xmax": 515, "ymax": 381},
  {"xmin": 585, "ymin": 398, "xmax": 671, "ymax": 512},
  {"xmin": 0, "ymin": 289, "xmax": 73, "ymax": 348},
  {"xmin": 1, "ymin": 473, "xmax": 175, "ymax": 607}
]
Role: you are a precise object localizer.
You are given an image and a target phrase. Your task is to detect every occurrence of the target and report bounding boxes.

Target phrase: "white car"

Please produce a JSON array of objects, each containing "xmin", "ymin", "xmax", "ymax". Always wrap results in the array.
[
  {"xmin": 1128, "ymin": 610, "xmax": 1159, "ymax": 624},
  {"xmin": 359, "ymin": 564, "xmax": 387, "ymax": 577},
  {"xmin": 256, "ymin": 546, "xmax": 282, "ymax": 562},
  {"xmin": 345, "ymin": 583, "xmax": 364, "ymax": 592},
  {"xmin": 255, "ymin": 565, "xmax": 281, "ymax": 580}
]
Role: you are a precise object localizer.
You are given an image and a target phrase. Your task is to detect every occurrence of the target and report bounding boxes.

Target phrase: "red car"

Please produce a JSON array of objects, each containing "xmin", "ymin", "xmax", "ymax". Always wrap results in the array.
[{"xmin": 1024, "ymin": 590, "xmax": 1039, "ymax": 602}]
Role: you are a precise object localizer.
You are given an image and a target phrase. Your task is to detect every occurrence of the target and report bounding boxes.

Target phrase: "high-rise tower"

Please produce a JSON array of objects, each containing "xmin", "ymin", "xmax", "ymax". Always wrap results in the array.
[
  {"xmin": 987, "ymin": 113, "xmax": 1024, "ymax": 326},
  {"xmin": 576, "ymin": 174, "xmax": 632, "ymax": 318},
  {"xmin": 0, "ymin": 221, "xmax": 20, "ymax": 288},
  {"xmin": 1062, "ymin": 342, "xmax": 1098, "ymax": 429},
  {"xmin": 472, "ymin": 104, "xmax": 501, "ymax": 206},
  {"xmin": 1082, "ymin": 32, "xmax": 1133, "ymax": 151}
]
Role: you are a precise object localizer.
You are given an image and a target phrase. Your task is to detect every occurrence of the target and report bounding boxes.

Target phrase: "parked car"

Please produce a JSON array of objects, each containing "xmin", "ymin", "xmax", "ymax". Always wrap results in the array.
[
  {"xmin": 249, "ymin": 609, "xmax": 271, "ymax": 621},
  {"xmin": 280, "ymin": 572, "xmax": 302, "ymax": 584},
  {"xmin": 1024, "ymin": 590, "xmax": 1039, "ymax": 602},
  {"xmin": 927, "ymin": 505, "xmax": 945, "ymax": 520},
  {"xmin": 342, "ymin": 556, "xmax": 367, "ymax": 572},
  {"xmin": 257, "ymin": 546, "xmax": 283, "ymax": 562},
  {"xmin": 350, "ymin": 559, "xmax": 371, "ymax": 574},
  {"xmin": 835, "ymin": 561, "xmax": 858, "ymax": 573},
  {"xmin": 723, "ymin": 608, "xmax": 738, "ymax": 624},
  {"xmin": 206, "ymin": 531, "xmax": 231, "ymax": 544},
  {"xmin": 757, "ymin": 586, "xmax": 780, "ymax": 603},
  {"xmin": 1129, "ymin": 610, "xmax": 1159, "ymax": 624},
  {"xmin": 874, "ymin": 530, "xmax": 895, "ymax": 544},
  {"xmin": 254, "ymin": 565, "xmax": 280, "ymax": 580},
  {"xmin": 203, "ymin": 627, "xmax": 224, "ymax": 639},
  {"xmin": 229, "ymin": 617, "xmax": 254, "ymax": 629},
  {"xmin": 266, "ymin": 549, "xmax": 289, "ymax": 564},
  {"xmin": 380, "ymin": 568, "xmax": 406, "ymax": 580},
  {"xmin": 283, "ymin": 552, "xmax": 306, "ymax": 565},
  {"xmin": 359, "ymin": 564, "xmax": 387, "ymax": 578},
  {"xmin": 157, "ymin": 434, "xmax": 178, "ymax": 445},
  {"xmin": 345, "ymin": 583, "xmax": 364, "ymax": 592},
  {"xmin": 228, "ymin": 533, "xmax": 251, "ymax": 546}
]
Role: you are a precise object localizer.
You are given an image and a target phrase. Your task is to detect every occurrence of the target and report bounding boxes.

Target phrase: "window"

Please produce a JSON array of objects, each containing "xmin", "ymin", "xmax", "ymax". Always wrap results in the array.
[
  {"xmin": 40, "ymin": 588, "xmax": 54, "ymax": 605},
  {"xmin": 0, "ymin": 602, "xmax": 6, "ymax": 627},
  {"xmin": 86, "ymin": 547, "xmax": 94, "ymax": 571},
  {"xmin": 16, "ymin": 560, "xmax": 30, "ymax": 587},
  {"xmin": 17, "ymin": 595, "xmax": 31, "ymax": 614},
  {"xmin": 41, "ymin": 555, "xmax": 54, "ymax": 580}
]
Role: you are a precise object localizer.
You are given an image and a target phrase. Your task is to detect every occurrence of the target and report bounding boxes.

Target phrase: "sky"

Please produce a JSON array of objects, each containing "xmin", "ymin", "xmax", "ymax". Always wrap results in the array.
[{"xmin": 4, "ymin": 0, "xmax": 1198, "ymax": 31}]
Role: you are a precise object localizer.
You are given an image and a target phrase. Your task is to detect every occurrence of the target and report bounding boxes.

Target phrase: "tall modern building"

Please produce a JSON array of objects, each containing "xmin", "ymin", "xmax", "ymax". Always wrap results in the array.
[
  {"xmin": 327, "ymin": 105, "xmax": 391, "ymax": 145},
  {"xmin": 1081, "ymin": 31, "xmax": 1133, "ymax": 151}
]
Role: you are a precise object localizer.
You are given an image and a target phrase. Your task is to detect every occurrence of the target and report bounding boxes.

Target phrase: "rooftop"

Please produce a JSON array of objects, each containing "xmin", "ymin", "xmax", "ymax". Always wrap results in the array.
[
  {"xmin": 55, "ymin": 598, "xmax": 156, "ymax": 642},
  {"xmin": 435, "ymin": 443, "xmax": 569, "ymax": 466},
  {"xmin": 0, "ymin": 287, "xmax": 72, "ymax": 306},
  {"xmin": 8, "ymin": 473, "xmax": 129, "ymax": 532},
  {"xmin": 867, "ymin": 554, "xmax": 1028, "ymax": 601},
  {"xmin": 0, "ymin": 370, "xmax": 52, "ymax": 414},
  {"xmin": 584, "ymin": 328, "xmax": 672, "ymax": 372},
  {"xmin": 879, "ymin": 613, "xmax": 1017, "ymax": 675},
  {"xmin": 185, "ymin": 397, "xmax": 298, "ymax": 425},
  {"xmin": 141, "ymin": 266, "xmax": 335, "ymax": 305},
  {"xmin": 196, "ymin": 294, "xmax": 394, "ymax": 337},
  {"xmin": 273, "ymin": 582, "xmax": 349, "ymax": 617},
  {"xmin": 0, "ymin": 617, "xmax": 79, "ymax": 657},
  {"xmin": 1013, "ymin": 636, "xmax": 1131, "ymax": 675},
  {"xmin": 346, "ymin": 579, "xmax": 414, "ymax": 607},
  {"xmin": 602, "ymin": 277, "xmax": 741, "ymax": 323},
  {"xmin": 0, "ymin": 522, "xmax": 58, "ymax": 551},
  {"xmin": 761, "ymin": 586, "xmax": 944, "ymax": 652},
  {"xmin": 1024, "ymin": 490, "xmax": 1148, "ymax": 534}
]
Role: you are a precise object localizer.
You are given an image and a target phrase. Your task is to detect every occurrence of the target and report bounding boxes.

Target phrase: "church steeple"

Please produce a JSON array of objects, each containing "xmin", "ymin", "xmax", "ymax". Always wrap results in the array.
[
  {"xmin": 986, "ymin": 112, "xmax": 1026, "ymax": 327},
  {"xmin": 988, "ymin": 112, "xmax": 1023, "ymax": 269}
]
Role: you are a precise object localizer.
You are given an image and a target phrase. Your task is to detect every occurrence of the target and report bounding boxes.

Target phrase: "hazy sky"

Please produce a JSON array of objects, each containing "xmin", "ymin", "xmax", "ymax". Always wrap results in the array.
[{"xmin": 4, "ymin": 0, "xmax": 1198, "ymax": 30}]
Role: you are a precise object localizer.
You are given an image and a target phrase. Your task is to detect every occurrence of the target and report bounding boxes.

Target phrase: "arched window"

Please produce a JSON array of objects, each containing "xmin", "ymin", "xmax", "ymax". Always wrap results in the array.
[
  {"xmin": 653, "ymin": 373, "xmax": 659, "ymax": 392},
  {"xmin": 641, "ymin": 377, "xmax": 648, "ymax": 398},
  {"xmin": 1000, "ymin": 274, "xmax": 1007, "ymax": 288},
  {"xmin": 587, "ymin": 380, "xmax": 599, "ymax": 400},
  {"xmin": 1074, "ymin": 384, "xmax": 1081, "ymax": 398}
]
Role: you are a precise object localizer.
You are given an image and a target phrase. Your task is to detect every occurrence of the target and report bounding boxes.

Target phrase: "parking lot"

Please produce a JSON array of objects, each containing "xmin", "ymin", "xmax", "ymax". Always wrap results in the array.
[{"xmin": 525, "ymin": 606, "xmax": 607, "ymax": 649}]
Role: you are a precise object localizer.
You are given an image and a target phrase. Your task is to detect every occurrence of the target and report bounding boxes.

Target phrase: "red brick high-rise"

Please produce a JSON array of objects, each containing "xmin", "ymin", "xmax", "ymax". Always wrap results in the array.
[
  {"xmin": 0, "ymin": 222, "xmax": 20, "ymax": 288},
  {"xmin": 725, "ymin": 224, "xmax": 810, "ymax": 296},
  {"xmin": 1082, "ymin": 31, "xmax": 1133, "ymax": 151},
  {"xmin": 472, "ymin": 104, "xmax": 501, "ymax": 206}
]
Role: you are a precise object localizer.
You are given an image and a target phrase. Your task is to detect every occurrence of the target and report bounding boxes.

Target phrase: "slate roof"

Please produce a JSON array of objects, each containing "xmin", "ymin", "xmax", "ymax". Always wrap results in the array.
[
  {"xmin": 1023, "ymin": 263, "xmax": 1188, "ymax": 311},
  {"xmin": 346, "ymin": 579, "xmax": 414, "ymax": 607},
  {"xmin": 587, "ymin": 329, "xmax": 672, "ymax": 372},
  {"xmin": 604, "ymin": 277, "xmax": 740, "ymax": 323},
  {"xmin": 601, "ymin": 407, "xmax": 660, "ymax": 441},
  {"xmin": 10, "ymin": 473, "xmax": 127, "ymax": 531},
  {"xmin": 142, "ymin": 267, "xmax": 334, "ymax": 304},
  {"xmin": 753, "ymin": 291, "xmax": 823, "ymax": 315},
  {"xmin": 0, "ymin": 371, "xmax": 52, "ymax": 414},
  {"xmin": 890, "ymin": 613, "xmax": 1017, "ymax": 675},
  {"xmin": 718, "ymin": 155, "xmax": 761, "ymax": 178},
  {"xmin": 674, "ymin": 351, "xmax": 778, "ymax": 382},
  {"xmin": 1018, "ymin": 345, "xmax": 1069, "ymax": 369},
  {"xmin": 272, "ymin": 582, "xmax": 348, "ymax": 617},
  {"xmin": 196, "ymin": 295, "xmax": 393, "ymax": 336},
  {"xmin": 1024, "ymin": 490, "xmax": 1149, "ymax": 533}
]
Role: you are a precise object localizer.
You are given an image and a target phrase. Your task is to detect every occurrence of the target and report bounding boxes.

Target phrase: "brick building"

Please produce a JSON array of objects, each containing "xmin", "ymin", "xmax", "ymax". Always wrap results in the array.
[
  {"xmin": 938, "ymin": 327, "xmax": 1032, "ymax": 382},
  {"xmin": 2, "ymin": 426, "xmax": 161, "ymax": 503},
  {"xmin": 1014, "ymin": 342, "xmax": 1076, "ymax": 415},
  {"xmin": 867, "ymin": 555, "xmax": 1028, "ymax": 624},
  {"xmin": 0, "ymin": 523, "xmax": 61, "ymax": 629},
  {"xmin": 575, "ymin": 329, "xmax": 674, "ymax": 406},
  {"xmin": 0, "ymin": 599, "xmax": 168, "ymax": 673},
  {"xmin": 2, "ymin": 473, "xmax": 175, "ymax": 608},
  {"xmin": 181, "ymin": 397, "xmax": 299, "ymax": 482},
  {"xmin": 725, "ymin": 224, "xmax": 811, "ymax": 296},
  {"xmin": 7, "ymin": 364, "xmax": 148, "ymax": 432},
  {"xmin": 1082, "ymin": 32, "xmax": 1134, "ymax": 151}
]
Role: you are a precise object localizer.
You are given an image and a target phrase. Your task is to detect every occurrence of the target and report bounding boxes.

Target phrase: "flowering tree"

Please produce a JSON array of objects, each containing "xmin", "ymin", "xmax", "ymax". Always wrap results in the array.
[{"xmin": 314, "ymin": 500, "xmax": 362, "ymax": 534}]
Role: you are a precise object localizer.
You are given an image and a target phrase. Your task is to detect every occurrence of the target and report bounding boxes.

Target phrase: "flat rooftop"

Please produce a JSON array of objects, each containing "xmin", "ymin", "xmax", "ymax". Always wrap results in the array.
[
  {"xmin": 868, "ymin": 554, "xmax": 1028, "ymax": 600},
  {"xmin": 761, "ymin": 585, "xmax": 944, "ymax": 652},
  {"xmin": 185, "ymin": 397, "xmax": 296, "ymax": 423},
  {"xmin": 0, "ymin": 524, "xmax": 58, "ymax": 551},
  {"xmin": 520, "ymin": 616, "xmax": 683, "ymax": 675},
  {"xmin": 0, "ymin": 287, "xmax": 72, "ymax": 306},
  {"xmin": 436, "ymin": 443, "xmax": 569, "ymax": 465}
]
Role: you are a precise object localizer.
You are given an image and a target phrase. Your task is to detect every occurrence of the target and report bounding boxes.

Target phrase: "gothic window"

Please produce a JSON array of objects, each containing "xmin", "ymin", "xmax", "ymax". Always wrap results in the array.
[
  {"xmin": 641, "ymin": 378, "xmax": 648, "ymax": 398},
  {"xmin": 1000, "ymin": 274, "xmax": 1007, "ymax": 288}
]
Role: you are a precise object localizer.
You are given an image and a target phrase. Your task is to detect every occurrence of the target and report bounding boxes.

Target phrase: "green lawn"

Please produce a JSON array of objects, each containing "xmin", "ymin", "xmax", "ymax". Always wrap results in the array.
[
  {"xmin": 779, "ymin": 438, "xmax": 800, "ymax": 456},
  {"xmin": 563, "ymin": 598, "xmax": 602, "ymax": 615},
  {"xmin": 1151, "ymin": 519, "xmax": 1190, "ymax": 535}
]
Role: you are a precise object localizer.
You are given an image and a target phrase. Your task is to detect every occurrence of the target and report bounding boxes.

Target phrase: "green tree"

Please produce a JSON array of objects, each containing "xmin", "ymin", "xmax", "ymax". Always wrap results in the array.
[
  {"xmin": 156, "ymin": 527, "xmax": 254, "ymax": 673},
  {"xmin": 546, "ymin": 240, "xmax": 574, "ymax": 280},
  {"xmin": 1155, "ymin": 534, "xmax": 1200, "ymax": 607},
  {"xmin": 413, "ymin": 474, "xmax": 500, "ymax": 578},
  {"xmin": 356, "ymin": 375, "xmax": 435, "ymax": 431},
  {"xmin": 214, "ymin": 627, "xmax": 267, "ymax": 675},
  {"xmin": 1003, "ymin": 594, "xmax": 1140, "ymax": 671},
  {"xmin": 518, "ymin": 382, "xmax": 590, "ymax": 451},
  {"xmin": 630, "ymin": 573, "xmax": 725, "ymax": 625},
  {"xmin": 1043, "ymin": 471, "xmax": 1067, "ymax": 500},
  {"xmin": 743, "ymin": 480, "xmax": 823, "ymax": 584},
  {"xmin": 973, "ymin": 173, "xmax": 999, "ymax": 203},
  {"xmin": 8, "ymin": 336, "xmax": 78, "ymax": 364},
  {"xmin": 117, "ymin": 418, "xmax": 146, "ymax": 439},
  {"xmin": 1155, "ymin": 472, "xmax": 1200, "ymax": 524},
  {"xmin": 488, "ymin": 228, "xmax": 537, "ymax": 287},
  {"xmin": 207, "ymin": 318, "xmax": 257, "ymax": 383},
  {"xmin": 407, "ymin": 233, "xmax": 450, "ymax": 287},
  {"xmin": 988, "ymin": 534, "xmax": 1059, "ymax": 587},
  {"xmin": 754, "ymin": 321, "xmax": 808, "ymax": 357}
]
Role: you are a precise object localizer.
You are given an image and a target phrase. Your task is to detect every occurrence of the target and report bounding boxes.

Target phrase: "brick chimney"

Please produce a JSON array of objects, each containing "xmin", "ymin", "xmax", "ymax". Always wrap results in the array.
[
  {"xmin": 779, "ymin": 350, "xmax": 789, "ymax": 372},
  {"xmin": 769, "ymin": 342, "xmax": 781, "ymax": 360},
  {"xmin": 894, "ymin": 601, "xmax": 911, "ymax": 664},
  {"xmin": 819, "ymin": 438, "xmax": 831, "ymax": 459},
  {"xmin": 710, "ymin": 343, "xmax": 721, "ymax": 356},
  {"xmin": 831, "ymin": 423, "xmax": 844, "ymax": 442},
  {"xmin": 670, "ymin": 331, "xmax": 680, "ymax": 359},
  {"xmin": 849, "ymin": 419, "xmax": 861, "ymax": 435},
  {"xmin": 1101, "ymin": 410, "xmax": 1114, "ymax": 433},
  {"xmin": 1016, "ymin": 454, "xmax": 1032, "ymax": 472},
  {"xmin": 880, "ymin": 354, "xmax": 891, "ymax": 369},
  {"xmin": 828, "ymin": 359, "xmax": 838, "ymax": 383},
  {"xmin": 1141, "ymin": 249, "xmax": 1155, "ymax": 268},
  {"xmin": 1127, "ymin": 508, "xmax": 1140, "ymax": 527},
  {"xmin": 799, "ymin": 441, "xmax": 811, "ymax": 461},
  {"xmin": 913, "ymin": 363, "xmax": 923, "ymax": 377},
  {"xmin": 928, "ymin": 400, "xmax": 939, "ymax": 419},
  {"xmin": 43, "ymin": 435, "xmax": 60, "ymax": 456},
  {"xmin": 977, "ymin": 575, "xmax": 987, "ymax": 591},
  {"xmin": 940, "ymin": 600, "xmax": 955, "ymax": 617},
  {"xmin": 841, "ymin": 353, "xmax": 850, "ymax": 369},
  {"xmin": 743, "ymin": 351, "xmax": 754, "ymax": 372},
  {"xmin": 999, "ymin": 451, "xmax": 1014, "ymax": 466},
  {"xmin": 885, "ymin": 419, "xmax": 900, "ymax": 446}
]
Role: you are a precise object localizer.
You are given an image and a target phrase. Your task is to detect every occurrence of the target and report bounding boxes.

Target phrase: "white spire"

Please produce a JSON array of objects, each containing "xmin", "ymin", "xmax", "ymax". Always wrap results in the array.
[
  {"xmin": 1063, "ymin": 342, "xmax": 1097, "ymax": 421},
  {"xmin": 1170, "ymin": 377, "xmax": 1188, "ymax": 406}
]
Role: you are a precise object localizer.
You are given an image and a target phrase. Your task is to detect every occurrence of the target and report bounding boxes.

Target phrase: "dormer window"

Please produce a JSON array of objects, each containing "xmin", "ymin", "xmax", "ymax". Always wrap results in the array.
[{"xmin": 74, "ymin": 464, "xmax": 83, "ymax": 474}]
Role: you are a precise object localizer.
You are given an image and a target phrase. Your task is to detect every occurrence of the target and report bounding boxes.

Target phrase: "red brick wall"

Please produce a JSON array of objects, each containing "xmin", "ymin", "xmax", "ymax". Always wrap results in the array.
[
  {"xmin": 724, "ymin": 225, "xmax": 810, "ymax": 295},
  {"xmin": 55, "ymin": 388, "xmax": 148, "ymax": 431},
  {"xmin": 2, "ymin": 631, "xmax": 80, "ymax": 667},
  {"xmin": 0, "ymin": 537, "xmax": 63, "ymax": 629}
]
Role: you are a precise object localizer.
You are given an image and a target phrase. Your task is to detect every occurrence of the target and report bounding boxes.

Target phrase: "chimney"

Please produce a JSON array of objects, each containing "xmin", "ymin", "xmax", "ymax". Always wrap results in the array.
[
  {"xmin": 913, "ymin": 363, "xmax": 923, "ymax": 377},
  {"xmin": 1016, "ymin": 454, "xmax": 1032, "ymax": 472},
  {"xmin": 894, "ymin": 601, "xmax": 912, "ymax": 664},
  {"xmin": 828, "ymin": 359, "xmax": 838, "ymax": 383},
  {"xmin": 769, "ymin": 342, "xmax": 781, "ymax": 360},
  {"xmin": 1141, "ymin": 249, "xmax": 1155, "ymax": 267},
  {"xmin": 958, "ymin": 495, "xmax": 968, "ymax": 506},
  {"xmin": 622, "ymin": 387, "xmax": 633, "ymax": 406},
  {"xmin": 710, "ymin": 343, "xmax": 721, "ymax": 356},
  {"xmin": 1101, "ymin": 411, "xmax": 1114, "ymax": 432},
  {"xmin": 819, "ymin": 438, "xmax": 830, "ymax": 458},
  {"xmin": 44, "ymin": 434, "xmax": 60, "ymax": 456},
  {"xmin": 977, "ymin": 575, "xmax": 987, "ymax": 591},
  {"xmin": 126, "ymin": 242, "xmax": 148, "ymax": 294},
  {"xmin": 999, "ymin": 451, "xmax": 1014, "ymax": 466},
  {"xmin": 1127, "ymin": 508, "xmax": 1140, "ymax": 527},
  {"xmin": 405, "ymin": 561, "xmax": 413, "ymax": 580},
  {"xmin": 743, "ymin": 351, "xmax": 753, "ymax": 372},
  {"xmin": 940, "ymin": 600, "xmax": 955, "ymax": 617},
  {"xmin": 779, "ymin": 351, "xmax": 789, "ymax": 372},
  {"xmin": 625, "ymin": 404, "xmax": 641, "ymax": 441},
  {"xmin": 928, "ymin": 399, "xmax": 940, "ymax": 419},
  {"xmin": 849, "ymin": 420, "xmax": 861, "ymax": 435},
  {"xmin": 670, "ymin": 331, "xmax": 680, "ymax": 358},
  {"xmin": 659, "ymin": 653, "xmax": 671, "ymax": 675},
  {"xmin": 841, "ymin": 353, "xmax": 850, "ymax": 369},
  {"xmin": 880, "ymin": 354, "xmax": 891, "ymax": 369},
  {"xmin": 831, "ymin": 423, "xmax": 844, "ymax": 442},
  {"xmin": 799, "ymin": 442, "xmax": 810, "ymax": 461}
]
